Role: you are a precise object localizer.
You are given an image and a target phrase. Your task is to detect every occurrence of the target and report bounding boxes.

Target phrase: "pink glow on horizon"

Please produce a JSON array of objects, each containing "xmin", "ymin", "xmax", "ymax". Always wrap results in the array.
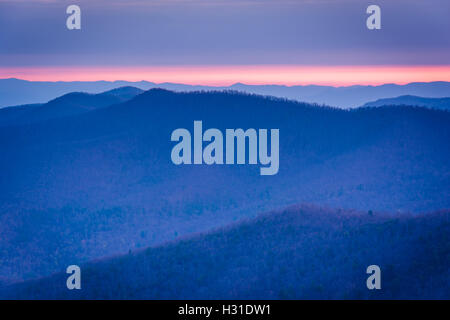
[{"xmin": 1, "ymin": 65, "xmax": 450, "ymax": 86}]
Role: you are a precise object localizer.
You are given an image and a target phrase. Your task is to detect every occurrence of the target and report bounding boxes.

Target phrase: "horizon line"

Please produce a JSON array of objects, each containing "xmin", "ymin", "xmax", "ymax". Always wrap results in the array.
[
  {"xmin": 2, "ymin": 77, "xmax": 450, "ymax": 89},
  {"xmin": 1, "ymin": 65, "xmax": 450, "ymax": 87}
]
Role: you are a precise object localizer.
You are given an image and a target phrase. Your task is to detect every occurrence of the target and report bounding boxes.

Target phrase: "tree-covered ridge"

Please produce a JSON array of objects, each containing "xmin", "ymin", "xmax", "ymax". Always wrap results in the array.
[{"xmin": 2, "ymin": 205, "xmax": 448, "ymax": 299}]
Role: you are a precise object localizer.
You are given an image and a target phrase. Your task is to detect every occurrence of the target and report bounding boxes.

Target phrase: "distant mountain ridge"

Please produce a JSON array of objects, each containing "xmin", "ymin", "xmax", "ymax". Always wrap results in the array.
[
  {"xmin": 0, "ymin": 86, "xmax": 144, "ymax": 127},
  {"xmin": 0, "ymin": 89, "xmax": 449, "ymax": 284},
  {"xmin": 1, "ymin": 78, "xmax": 450, "ymax": 108},
  {"xmin": 362, "ymin": 95, "xmax": 450, "ymax": 110}
]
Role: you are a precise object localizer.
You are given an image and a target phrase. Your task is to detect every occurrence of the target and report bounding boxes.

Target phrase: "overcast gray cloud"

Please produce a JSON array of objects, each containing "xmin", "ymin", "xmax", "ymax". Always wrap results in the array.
[{"xmin": 0, "ymin": 0, "xmax": 448, "ymax": 66}]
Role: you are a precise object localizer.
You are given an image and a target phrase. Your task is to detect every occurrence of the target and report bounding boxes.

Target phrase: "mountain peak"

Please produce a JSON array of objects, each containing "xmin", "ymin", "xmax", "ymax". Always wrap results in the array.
[{"xmin": 362, "ymin": 95, "xmax": 450, "ymax": 110}]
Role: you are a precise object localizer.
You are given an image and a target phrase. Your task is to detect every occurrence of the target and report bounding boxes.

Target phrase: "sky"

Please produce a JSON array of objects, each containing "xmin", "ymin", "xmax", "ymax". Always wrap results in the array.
[{"xmin": 0, "ymin": 0, "xmax": 449, "ymax": 85}]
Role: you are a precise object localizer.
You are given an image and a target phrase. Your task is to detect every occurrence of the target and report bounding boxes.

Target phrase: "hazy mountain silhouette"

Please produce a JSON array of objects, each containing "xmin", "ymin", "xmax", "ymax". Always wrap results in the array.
[
  {"xmin": 229, "ymin": 82, "xmax": 450, "ymax": 108},
  {"xmin": 102, "ymin": 86, "xmax": 144, "ymax": 101},
  {"xmin": 1, "ymin": 205, "xmax": 448, "ymax": 299},
  {"xmin": 1, "ymin": 78, "xmax": 450, "ymax": 108},
  {"xmin": 0, "ymin": 78, "xmax": 153, "ymax": 108},
  {"xmin": 0, "ymin": 86, "xmax": 144, "ymax": 127},
  {"xmin": 0, "ymin": 89, "xmax": 448, "ymax": 285},
  {"xmin": 362, "ymin": 95, "xmax": 450, "ymax": 111}
]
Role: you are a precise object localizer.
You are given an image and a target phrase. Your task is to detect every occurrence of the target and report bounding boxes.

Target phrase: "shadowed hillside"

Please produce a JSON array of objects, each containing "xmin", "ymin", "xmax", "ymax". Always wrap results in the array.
[
  {"xmin": 1, "ymin": 205, "xmax": 448, "ymax": 299},
  {"xmin": 0, "ymin": 90, "xmax": 449, "ymax": 283}
]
